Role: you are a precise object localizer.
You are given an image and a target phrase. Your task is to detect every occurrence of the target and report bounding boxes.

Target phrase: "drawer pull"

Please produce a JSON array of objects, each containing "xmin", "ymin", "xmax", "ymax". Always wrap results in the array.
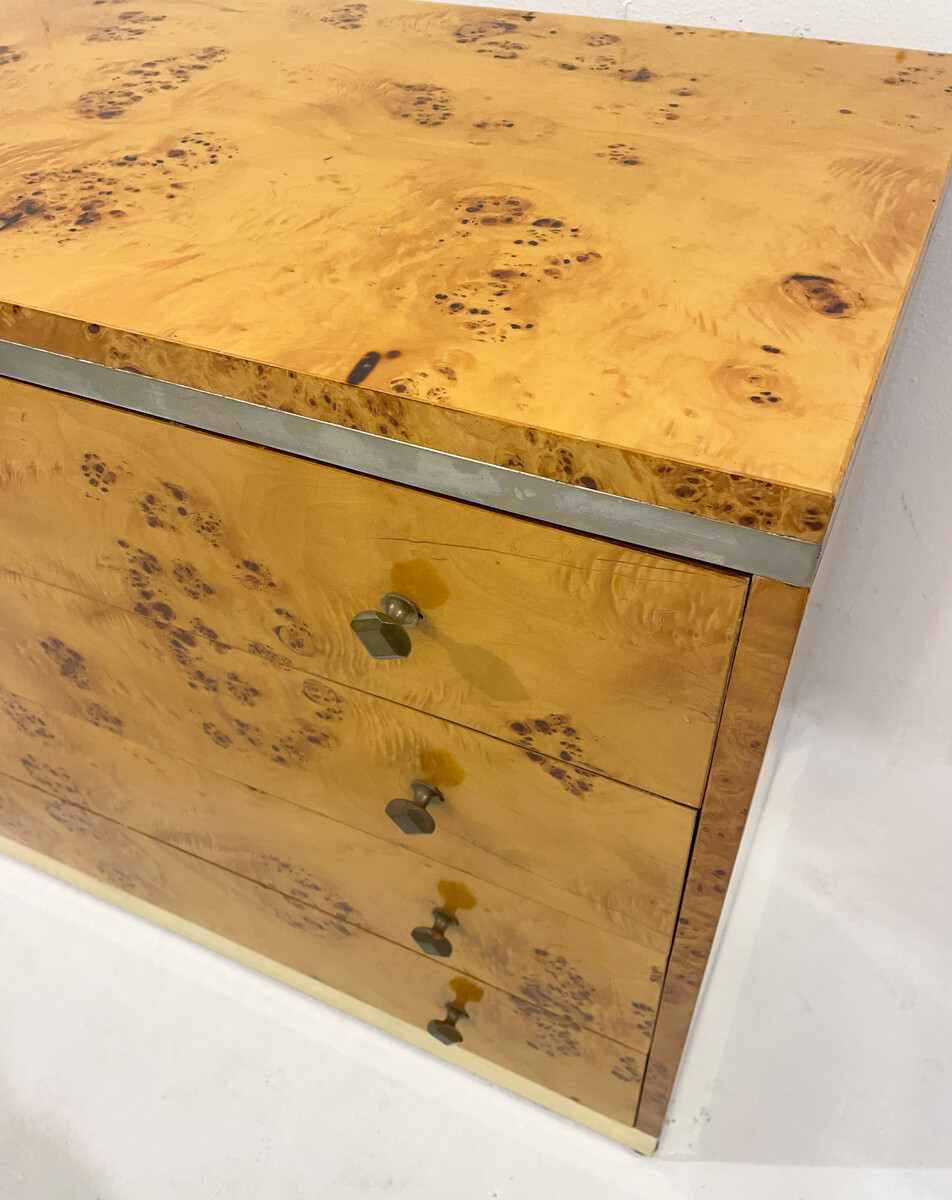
[
  {"xmin": 427, "ymin": 1002, "xmax": 468, "ymax": 1046},
  {"xmin": 350, "ymin": 592, "xmax": 422, "ymax": 659},
  {"xmin": 385, "ymin": 780, "xmax": 444, "ymax": 835},
  {"xmin": 412, "ymin": 907, "xmax": 458, "ymax": 958}
]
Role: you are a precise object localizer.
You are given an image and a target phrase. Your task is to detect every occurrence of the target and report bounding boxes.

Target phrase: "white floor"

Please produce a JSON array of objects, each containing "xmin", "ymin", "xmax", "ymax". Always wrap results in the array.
[{"xmin": 5, "ymin": 5, "xmax": 952, "ymax": 1195}]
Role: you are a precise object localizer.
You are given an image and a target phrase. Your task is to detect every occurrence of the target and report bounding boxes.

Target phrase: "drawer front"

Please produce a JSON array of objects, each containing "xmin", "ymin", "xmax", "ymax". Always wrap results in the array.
[
  {"xmin": 0, "ymin": 688, "xmax": 666, "ymax": 1051},
  {"xmin": 0, "ymin": 566, "xmax": 692, "ymax": 948},
  {"xmin": 1, "ymin": 379, "xmax": 747, "ymax": 805},
  {"xmin": 0, "ymin": 770, "xmax": 646, "ymax": 1124}
]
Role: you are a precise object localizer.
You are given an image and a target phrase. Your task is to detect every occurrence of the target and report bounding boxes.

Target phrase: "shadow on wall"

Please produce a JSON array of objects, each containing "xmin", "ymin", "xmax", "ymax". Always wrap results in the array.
[
  {"xmin": 789, "ymin": 180, "xmax": 952, "ymax": 763},
  {"xmin": 0, "ymin": 1074, "xmax": 119, "ymax": 1200},
  {"xmin": 671, "ymin": 185, "xmax": 952, "ymax": 1170}
]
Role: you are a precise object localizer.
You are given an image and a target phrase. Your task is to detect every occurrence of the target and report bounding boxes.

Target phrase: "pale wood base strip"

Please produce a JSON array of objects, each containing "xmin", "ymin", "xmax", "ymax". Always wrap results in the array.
[{"xmin": 0, "ymin": 829, "xmax": 656, "ymax": 1156}]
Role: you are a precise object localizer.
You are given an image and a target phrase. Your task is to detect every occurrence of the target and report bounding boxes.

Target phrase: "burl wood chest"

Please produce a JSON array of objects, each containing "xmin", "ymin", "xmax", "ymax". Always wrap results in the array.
[{"xmin": 1, "ymin": 0, "xmax": 950, "ymax": 1155}]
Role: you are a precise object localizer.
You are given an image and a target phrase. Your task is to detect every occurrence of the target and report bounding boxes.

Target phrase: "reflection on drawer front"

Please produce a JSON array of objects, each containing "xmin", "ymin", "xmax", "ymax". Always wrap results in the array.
[
  {"xmin": 0, "ymin": 378, "xmax": 747, "ymax": 805},
  {"xmin": 0, "ymin": 567, "xmax": 695, "ymax": 946},
  {"xmin": 0, "ymin": 691, "xmax": 668, "ymax": 1051},
  {"xmin": 0, "ymin": 771, "xmax": 647, "ymax": 1125}
]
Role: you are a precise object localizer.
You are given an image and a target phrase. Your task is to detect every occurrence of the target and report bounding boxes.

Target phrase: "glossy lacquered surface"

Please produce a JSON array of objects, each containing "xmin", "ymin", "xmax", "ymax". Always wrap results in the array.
[{"xmin": 1, "ymin": 0, "xmax": 951, "ymax": 538}]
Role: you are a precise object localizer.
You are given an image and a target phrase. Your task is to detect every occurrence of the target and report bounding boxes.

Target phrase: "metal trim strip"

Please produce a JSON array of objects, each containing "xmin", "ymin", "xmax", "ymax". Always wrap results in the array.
[{"xmin": 0, "ymin": 339, "xmax": 821, "ymax": 586}]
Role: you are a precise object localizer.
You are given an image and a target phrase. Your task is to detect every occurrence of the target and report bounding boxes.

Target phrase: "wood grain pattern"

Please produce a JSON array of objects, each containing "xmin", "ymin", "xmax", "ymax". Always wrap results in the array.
[
  {"xmin": 634, "ymin": 576, "xmax": 808, "ymax": 1138},
  {"xmin": 0, "ymin": 378, "xmax": 748, "ymax": 805},
  {"xmin": 0, "ymin": 306, "xmax": 835, "ymax": 543},
  {"xmin": 0, "ymin": 566, "xmax": 695, "ymax": 949},
  {"xmin": 2, "ymin": 0, "xmax": 951, "ymax": 535},
  {"xmin": 0, "ymin": 682, "xmax": 673, "ymax": 1051},
  {"xmin": 0, "ymin": 832, "xmax": 658, "ymax": 1156},
  {"xmin": 0, "ymin": 769, "xmax": 648, "ymax": 1122}
]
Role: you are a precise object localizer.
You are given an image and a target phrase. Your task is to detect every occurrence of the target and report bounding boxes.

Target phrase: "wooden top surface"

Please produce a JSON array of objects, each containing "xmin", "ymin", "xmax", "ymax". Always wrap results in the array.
[{"xmin": 1, "ymin": 0, "xmax": 951, "ymax": 542}]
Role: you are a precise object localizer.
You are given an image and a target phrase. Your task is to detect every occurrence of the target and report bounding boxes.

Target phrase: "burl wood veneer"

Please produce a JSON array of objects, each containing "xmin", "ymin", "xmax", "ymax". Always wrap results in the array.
[{"xmin": 1, "ymin": 0, "xmax": 950, "ymax": 1156}]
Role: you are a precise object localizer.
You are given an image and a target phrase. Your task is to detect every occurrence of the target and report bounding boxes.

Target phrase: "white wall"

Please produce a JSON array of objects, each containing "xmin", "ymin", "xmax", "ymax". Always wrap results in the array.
[{"xmin": 3, "ymin": 3, "xmax": 952, "ymax": 1198}]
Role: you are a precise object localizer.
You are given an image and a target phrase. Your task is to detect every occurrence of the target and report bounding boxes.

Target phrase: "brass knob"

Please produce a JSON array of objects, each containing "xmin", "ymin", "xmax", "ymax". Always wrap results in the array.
[
  {"xmin": 427, "ymin": 1002, "xmax": 468, "ymax": 1046},
  {"xmin": 412, "ymin": 907, "xmax": 457, "ymax": 958},
  {"xmin": 385, "ymin": 780, "xmax": 444, "ymax": 835},
  {"xmin": 350, "ymin": 593, "xmax": 422, "ymax": 660}
]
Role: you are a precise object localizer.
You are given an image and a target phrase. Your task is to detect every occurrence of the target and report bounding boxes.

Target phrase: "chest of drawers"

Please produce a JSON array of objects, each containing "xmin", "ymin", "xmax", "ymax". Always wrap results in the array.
[{"xmin": 1, "ymin": 0, "xmax": 950, "ymax": 1155}]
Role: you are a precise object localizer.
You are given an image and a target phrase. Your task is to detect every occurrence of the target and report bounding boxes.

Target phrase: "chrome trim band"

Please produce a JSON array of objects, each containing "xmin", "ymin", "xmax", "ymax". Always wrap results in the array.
[{"xmin": 0, "ymin": 339, "xmax": 821, "ymax": 586}]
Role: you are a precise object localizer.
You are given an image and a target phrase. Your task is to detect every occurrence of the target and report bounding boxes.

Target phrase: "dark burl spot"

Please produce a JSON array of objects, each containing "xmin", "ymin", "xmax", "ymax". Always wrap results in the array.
[
  {"xmin": 346, "ymin": 351, "xmax": 381, "ymax": 385},
  {"xmin": 171, "ymin": 560, "xmax": 215, "ymax": 599},
  {"xmin": 0, "ymin": 45, "xmax": 25, "ymax": 67},
  {"xmin": 82, "ymin": 701, "xmax": 124, "ymax": 734},
  {"xmin": 97, "ymin": 861, "xmax": 138, "ymax": 892},
  {"xmin": 20, "ymin": 756, "xmax": 80, "ymax": 800},
  {"xmin": 75, "ymin": 86, "xmax": 144, "ymax": 120},
  {"xmin": 302, "ymin": 678, "xmax": 344, "ymax": 721},
  {"xmin": 619, "ymin": 67, "xmax": 653, "ymax": 82},
  {"xmin": 233, "ymin": 559, "xmax": 276, "ymax": 591},
  {"xmin": 611, "ymin": 1055, "xmax": 643, "ymax": 1084},
  {"xmin": 0, "ymin": 138, "xmax": 225, "ymax": 240},
  {"xmin": 74, "ymin": 48, "xmax": 228, "ymax": 120},
  {"xmin": 246, "ymin": 640, "xmax": 292, "ymax": 668},
  {"xmin": 320, "ymin": 2, "xmax": 366, "ymax": 28},
  {"xmin": 509, "ymin": 714, "xmax": 596, "ymax": 796},
  {"xmin": 202, "ymin": 721, "xmax": 232, "ymax": 748},
  {"xmin": 273, "ymin": 607, "xmax": 317, "ymax": 657},
  {"xmin": 454, "ymin": 19, "xmax": 518, "ymax": 45},
  {"xmin": 86, "ymin": 11, "xmax": 167, "ymax": 42},
  {"xmin": 269, "ymin": 717, "xmax": 335, "ymax": 765},
  {"xmin": 39, "ymin": 638, "xmax": 91, "ymax": 689},
  {"xmin": 0, "ymin": 199, "xmax": 42, "ymax": 232},
  {"xmin": 782, "ymin": 273, "xmax": 867, "ymax": 317},
  {"xmin": 1, "ymin": 692, "xmax": 54, "ymax": 740},
  {"xmin": 472, "ymin": 117, "xmax": 515, "ymax": 131},
  {"xmin": 224, "ymin": 672, "xmax": 260, "ymax": 706},
  {"xmin": 188, "ymin": 668, "xmax": 219, "ymax": 692},
  {"xmin": 258, "ymin": 854, "xmax": 355, "ymax": 917},
  {"xmin": 280, "ymin": 895, "xmax": 353, "ymax": 939},
  {"xmin": 124, "ymin": 545, "xmax": 164, "ymax": 591},
  {"xmin": 137, "ymin": 490, "xmax": 177, "ymax": 530},
  {"xmin": 520, "ymin": 948, "xmax": 597, "ymax": 1029},
  {"xmin": 81, "ymin": 452, "xmax": 118, "ymax": 493},
  {"xmin": 477, "ymin": 38, "xmax": 524, "ymax": 59},
  {"xmin": 384, "ymin": 81, "xmax": 454, "ymax": 126},
  {"xmin": 274, "ymin": 624, "xmax": 316, "ymax": 656},
  {"xmin": 599, "ymin": 143, "xmax": 641, "ymax": 166},
  {"xmin": 457, "ymin": 194, "xmax": 529, "ymax": 225},
  {"xmin": 44, "ymin": 797, "xmax": 95, "ymax": 835},
  {"xmin": 510, "ymin": 996, "xmax": 582, "ymax": 1058},
  {"xmin": 363, "ymin": 389, "xmax": 407, "ymax": 435},
  {"xmin": 136, "ymin": 483, "xmax": 223, "ymax": 546},
  {"xmin": 135, "ymin": 598, "xmax": 176, "ymax": 626},
  {"xmin": 231, "ymin": 718, "xmax": 263, "ymax": 747},
  {"xmin": 630, "ymin": 997, "xmax": 656, "ymax": 1039},
  {"xmin": 188, "ymin": 507, "xmax": 223, "ymax": 546},
  {"xmin": 438, "ymin": 195, "xmax": 592, "ymax": 343}
]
